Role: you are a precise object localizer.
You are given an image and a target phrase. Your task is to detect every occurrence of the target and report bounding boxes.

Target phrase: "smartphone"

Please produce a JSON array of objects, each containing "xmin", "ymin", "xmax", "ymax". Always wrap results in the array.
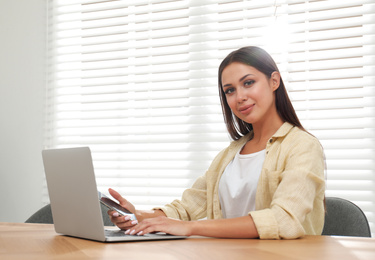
[{"xmin": 98, "ymin": 191, "xmax": 136, "ymax": 221}]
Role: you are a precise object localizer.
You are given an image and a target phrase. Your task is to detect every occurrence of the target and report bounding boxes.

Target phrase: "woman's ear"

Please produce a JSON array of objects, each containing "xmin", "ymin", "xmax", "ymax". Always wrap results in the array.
[{"xmin": 270, "ymin": 71, "xmax": 281, "ymax": 91}]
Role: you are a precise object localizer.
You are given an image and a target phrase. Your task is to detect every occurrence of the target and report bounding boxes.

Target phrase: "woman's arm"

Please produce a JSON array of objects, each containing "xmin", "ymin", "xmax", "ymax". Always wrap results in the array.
[
  {"xmin": 110, "ymin": 183, "xmax": 259, "ymax": 238},
  {"xmin": 125, "ymin": 215, "xmax": 259, "ymax": 238},
  {"xmin": 251, "ymin": 130, "xmax": 325, "ymax": 239}
]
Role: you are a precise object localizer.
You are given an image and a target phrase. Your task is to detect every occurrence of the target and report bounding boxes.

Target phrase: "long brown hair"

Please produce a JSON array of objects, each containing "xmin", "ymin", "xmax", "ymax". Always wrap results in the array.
[{"xmin": 218, "ymin": 46, "xmax": 304, "ymax": 140}]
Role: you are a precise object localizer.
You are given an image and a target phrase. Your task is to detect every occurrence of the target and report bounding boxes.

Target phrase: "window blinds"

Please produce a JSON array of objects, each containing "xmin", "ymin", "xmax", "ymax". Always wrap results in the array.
[
  {"xmin": 46, "ymin": 0, "xmax": 374, "ymax": 235},
  {"xmin": 280, "ymin": 0, "xmax": 375, "ymax": 237}
]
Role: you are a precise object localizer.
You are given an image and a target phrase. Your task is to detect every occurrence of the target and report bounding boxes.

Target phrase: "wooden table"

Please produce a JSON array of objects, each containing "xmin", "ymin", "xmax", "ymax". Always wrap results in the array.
[{"xmin": 0, "ymin": 222, "xmax": 374, "ymax": 260}]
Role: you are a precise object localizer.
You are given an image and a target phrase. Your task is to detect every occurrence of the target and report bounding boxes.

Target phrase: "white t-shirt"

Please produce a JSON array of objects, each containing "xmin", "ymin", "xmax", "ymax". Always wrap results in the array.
[{"xmin": 218, "ymin": 148, "xmax": 266, "ymax": 219}]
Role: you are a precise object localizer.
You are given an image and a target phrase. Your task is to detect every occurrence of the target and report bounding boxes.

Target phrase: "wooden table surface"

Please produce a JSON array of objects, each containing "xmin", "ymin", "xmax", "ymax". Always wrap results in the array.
[{"xmin": 0, "ymin": 222, "xmax": 374, "ymax": 260}]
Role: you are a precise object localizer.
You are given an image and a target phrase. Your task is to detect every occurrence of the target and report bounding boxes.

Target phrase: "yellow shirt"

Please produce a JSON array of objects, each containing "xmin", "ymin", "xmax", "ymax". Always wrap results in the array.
[{"xmin": 157, "ymin": 122, "xmax": 326, "ymax": 239}]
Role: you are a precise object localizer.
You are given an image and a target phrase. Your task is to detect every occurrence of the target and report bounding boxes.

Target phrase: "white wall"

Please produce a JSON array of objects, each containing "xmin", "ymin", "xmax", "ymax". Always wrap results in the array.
[{"xmin": 0, "ymin": 0, "xmax": 46, "ymax": 222}]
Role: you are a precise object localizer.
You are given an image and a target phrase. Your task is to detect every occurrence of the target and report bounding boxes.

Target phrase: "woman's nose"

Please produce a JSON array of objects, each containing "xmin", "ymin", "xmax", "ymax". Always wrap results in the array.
[{"xmin": 236, "ymin": 87, "xmax": 248, "ymax": 103}]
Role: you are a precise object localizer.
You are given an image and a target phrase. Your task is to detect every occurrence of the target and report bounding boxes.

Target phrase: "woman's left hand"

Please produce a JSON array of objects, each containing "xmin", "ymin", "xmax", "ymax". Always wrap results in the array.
[{"xmin": 124, "ymin": 216, "xmax": 192, "ymax": 237}]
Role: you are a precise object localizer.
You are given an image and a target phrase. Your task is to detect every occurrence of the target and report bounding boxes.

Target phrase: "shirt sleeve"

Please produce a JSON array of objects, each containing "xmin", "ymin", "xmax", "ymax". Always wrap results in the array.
[
  {"xmin": 154, "ymin": 174, "xmax": 208, "ymax": 221},
  {"xmin": 250, "ymin": 131, "xmax": 325, "ymax": 239}
]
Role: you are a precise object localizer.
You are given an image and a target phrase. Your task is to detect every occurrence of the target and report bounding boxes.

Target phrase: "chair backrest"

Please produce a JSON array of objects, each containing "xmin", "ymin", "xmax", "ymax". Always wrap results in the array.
[
  {"xmin": 25, "ymin": 203, "xmax": 114, "ymax": 226},
  {"xmin": 322, "ymin": 197, "xmax": 371, "ymax": 237}
]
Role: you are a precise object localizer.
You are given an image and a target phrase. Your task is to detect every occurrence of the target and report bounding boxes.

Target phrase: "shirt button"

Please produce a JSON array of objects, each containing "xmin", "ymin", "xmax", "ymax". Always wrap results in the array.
[{"xmin": 269, "ymin": 138, "xmax": 273, "ymax": 143}]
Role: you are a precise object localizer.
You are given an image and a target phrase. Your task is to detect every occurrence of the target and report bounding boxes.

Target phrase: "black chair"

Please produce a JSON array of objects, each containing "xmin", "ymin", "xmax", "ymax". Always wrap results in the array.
[
  {"xmin": 322, "ymin": 197, "xmax": 371, "ymax": 237},
  {"xmin": 25, "ymin": 203, "xmax": 114, "ymax": 226}
]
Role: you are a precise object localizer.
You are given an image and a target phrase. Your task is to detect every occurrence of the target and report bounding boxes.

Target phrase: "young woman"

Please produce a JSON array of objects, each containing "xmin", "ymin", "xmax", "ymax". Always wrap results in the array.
[{"xmin": 108, "ymin": 46, "xmax": 325, "ymax": 239}]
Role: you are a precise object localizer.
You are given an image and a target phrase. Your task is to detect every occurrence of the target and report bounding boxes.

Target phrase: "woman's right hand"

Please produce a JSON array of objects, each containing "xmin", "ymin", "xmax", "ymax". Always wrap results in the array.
[{"xmin": 107, "ymin": 188, "xmax": 138, "ymax": 230}]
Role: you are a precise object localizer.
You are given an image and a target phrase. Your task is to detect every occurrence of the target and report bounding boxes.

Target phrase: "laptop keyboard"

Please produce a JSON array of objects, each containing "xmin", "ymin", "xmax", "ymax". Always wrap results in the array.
[
  {"xmin": 105, "ymin": 229, "xmax": 130, "ymax": 237},
  {"xmin": 104, "ymin": 228, "xmax": 186, "ymax": 241},
  {"xmin": 105, "ymin": 229, "xmax": 158, "ymax": 238}
]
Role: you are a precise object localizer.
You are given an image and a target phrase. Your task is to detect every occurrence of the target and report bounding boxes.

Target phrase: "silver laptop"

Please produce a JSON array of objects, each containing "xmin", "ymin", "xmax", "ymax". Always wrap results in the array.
[{"xmin": 42, "ymin": 147, "xmax": 186, "ymax": 242}]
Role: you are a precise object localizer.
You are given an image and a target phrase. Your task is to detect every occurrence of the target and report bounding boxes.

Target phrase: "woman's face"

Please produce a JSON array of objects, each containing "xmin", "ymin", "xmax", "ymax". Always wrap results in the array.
[{"xmin": 221, "ymin": 62, "xmax": 280, "ymax": 126}]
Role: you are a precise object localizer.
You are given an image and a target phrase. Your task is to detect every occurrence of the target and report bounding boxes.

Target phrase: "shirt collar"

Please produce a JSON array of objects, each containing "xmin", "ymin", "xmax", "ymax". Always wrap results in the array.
[
  {"xmin": 271, "ymin": 122, "xmax": 294, "ymax": 138},
  {"xmin": 228, "ymin": 122, "xmax": 295, "ymax": 152}
]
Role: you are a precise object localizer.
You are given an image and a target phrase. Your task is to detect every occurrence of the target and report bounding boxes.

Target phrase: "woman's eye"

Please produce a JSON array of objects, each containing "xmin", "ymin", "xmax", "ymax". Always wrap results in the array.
[
  {"xmin": 224, "ymin": 88, "xmax": 235, "ymax": 95},
  {"xmin": 244, "ymin": 80, "xmax": 255, "ymax": 86}
]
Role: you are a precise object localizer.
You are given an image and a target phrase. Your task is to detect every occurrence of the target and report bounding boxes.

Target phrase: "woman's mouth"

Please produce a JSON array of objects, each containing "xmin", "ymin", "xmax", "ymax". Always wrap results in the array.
[{"xmin": 239, "ymin": 104, "xmax": 254, "ymax": 115}]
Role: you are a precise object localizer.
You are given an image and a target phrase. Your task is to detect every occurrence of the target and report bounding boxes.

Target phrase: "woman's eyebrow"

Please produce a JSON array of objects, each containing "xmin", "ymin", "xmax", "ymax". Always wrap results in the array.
[
  {"xmin": 222, "ymin": 74, "xmax": 254, "ymax": 88},
  {"xmin": 223, "ymin": 73, "xmax": 254, "ymax": 88},
  {"xmin": 239, "ymin": 74, "xmax": 253, "ymax": 82}
]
